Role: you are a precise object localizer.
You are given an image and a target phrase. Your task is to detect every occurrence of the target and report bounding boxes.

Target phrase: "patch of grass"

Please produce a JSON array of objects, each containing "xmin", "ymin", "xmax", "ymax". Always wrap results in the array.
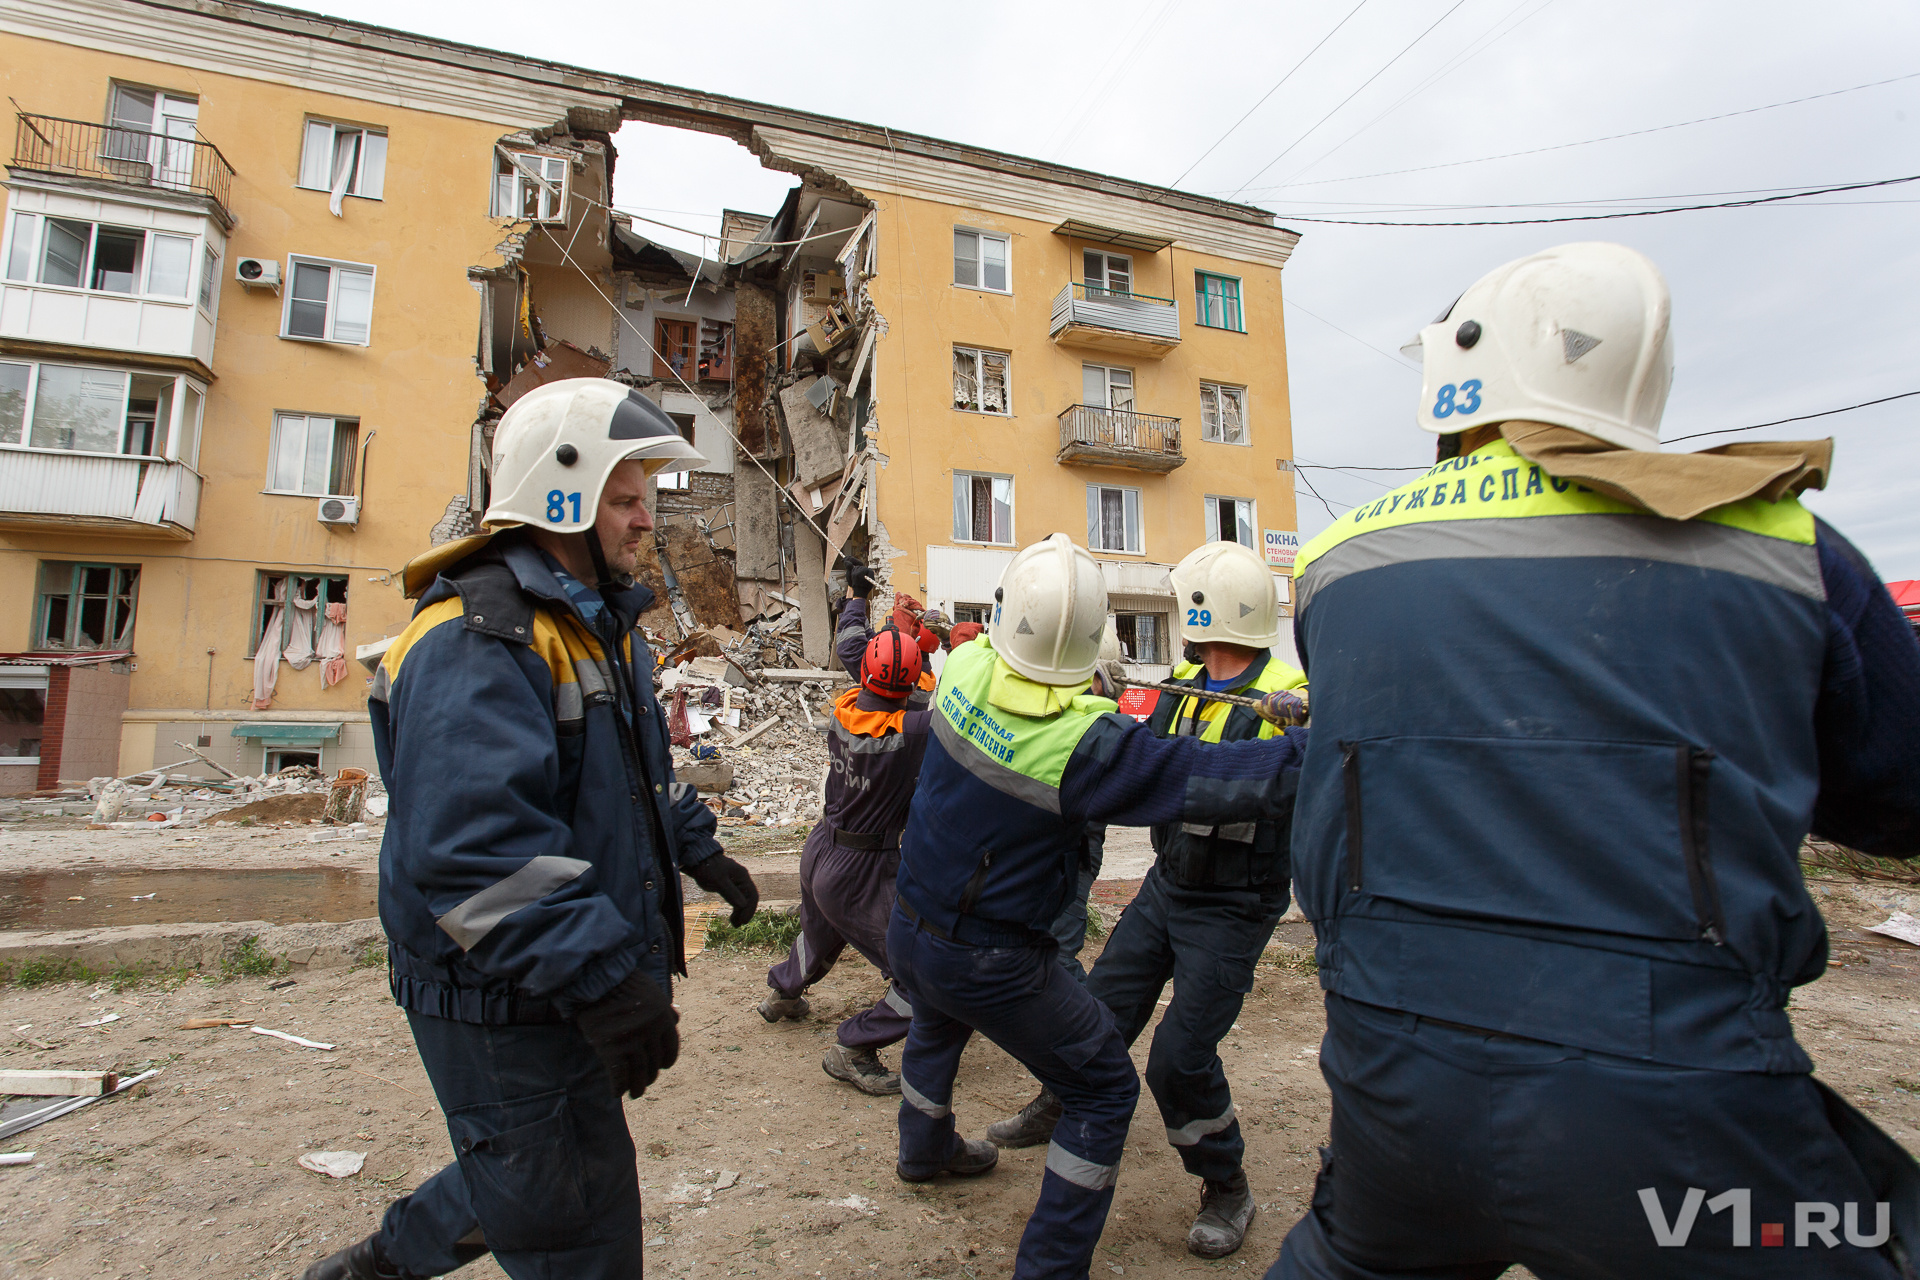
[
  {"xmin": 705, "ymin": 909, "xmax": 805, "ymax": 952},
  {"xmin": 351, "ymin": 941, "xmax": 387, "ymax": 972},
  {"xmin": 1272, "ymin": 948, "xmax": 1319, "ymax": 976},
  {"xmin": 1083, "ymin": 909, "xmax": 1107, "ymax": 942},
  {"xmin": 222, "ymin": 935, "xmax": 289, "ymax": 979},
  {"xmin": 3, "ymin": 956, "xmax": 101, "ymax": 987},
  {"xmin": 1892, "ymin": 1077, "xmax": 1920, "ymax": 1096},
  {"xmin": 1801, "ymin": 839, "xmax": 1920, "ymax": 885}
]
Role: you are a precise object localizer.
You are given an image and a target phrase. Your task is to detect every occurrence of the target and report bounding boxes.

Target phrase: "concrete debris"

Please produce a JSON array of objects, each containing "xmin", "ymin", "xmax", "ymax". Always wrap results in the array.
[
  {"xmin": 59, "ymin": 765, "xmax": 391, "ymax": 832},
  {"xmin": 298, "ymin": 1150, "xmax": 367, "ymax": 1179}
]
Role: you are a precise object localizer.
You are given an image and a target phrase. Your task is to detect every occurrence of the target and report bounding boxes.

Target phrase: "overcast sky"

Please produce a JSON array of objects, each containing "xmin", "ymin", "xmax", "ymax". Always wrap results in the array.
[{"xmin": 297, "ymin": 0, "xmax": 1919, "ymax": 577}]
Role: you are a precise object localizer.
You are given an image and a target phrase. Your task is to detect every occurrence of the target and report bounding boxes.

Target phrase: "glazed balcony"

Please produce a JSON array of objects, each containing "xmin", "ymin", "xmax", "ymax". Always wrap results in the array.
[
  {"xmin": 0, "ymin": 450, "xmax": 201, "ymax": 538},
  {"xmin": 12, "ymin": 113, "xmax": 235, "ymax": 225},
  {"xmin": 1049, "ymin": 282, "xmax": 1181, "ymax": 359},
  {"xmin": 1056, "ymin": 404, "xmax": 1185, "ymax": 473}
]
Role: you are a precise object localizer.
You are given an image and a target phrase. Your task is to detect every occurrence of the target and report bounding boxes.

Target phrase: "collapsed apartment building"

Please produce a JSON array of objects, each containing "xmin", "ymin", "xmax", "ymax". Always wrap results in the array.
[{"xmin": 0, "ymin": 0, "xmax": 1301, "ymax": 791}]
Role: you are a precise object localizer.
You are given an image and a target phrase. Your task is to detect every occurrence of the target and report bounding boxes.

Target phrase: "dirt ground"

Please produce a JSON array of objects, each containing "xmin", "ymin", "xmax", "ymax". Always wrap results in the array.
[{"xmin": 0, "ymin": 834, "xmax": 1915, "ymax": 1279}]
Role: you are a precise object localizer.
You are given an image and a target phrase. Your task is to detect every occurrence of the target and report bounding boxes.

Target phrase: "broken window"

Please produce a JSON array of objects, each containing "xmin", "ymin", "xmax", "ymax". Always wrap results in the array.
[
  {"xmin": 493, "ymin": 152, "xmax": 568, "ymax": 222},
  {"xmin": 1196, "ymin": 271, "xmax": 1244, "ymax": 331},
  {"xmin": 253, "ymin": 573, "xmax": 347, "ymax": 657},
  {"xmin": 952, "ymin": 603, "xmax": 991, "ymax": 625},
  {"xmin": 952, "ymin": 472, "xmax": 1013, "ymax": 546},
  {"xmin": 1081, "ymin": 364, "xmax": 1134, "ymax": 412},
  {"xmin": 1083, "ymin": 250, "xmax": 1132, "ymax": 298},
  {"xmin": 1086, "ymin": 484, "xmax": 1142, "ymax": 555},
  {"xmin": 1205, "ymin": 495, "xmax": 1255, "ymax": 549},
  {"xmin": 698, "ymin": 320, "xmax": 734, "ymax": 381},
  {"xmin": 1113, "ymin": 613, "xmax": 1166, "ymax": 665},
  {"xmin": 1200, "ymin": 382, "xmax": 1248, "ymax": 445},
  {"xmin": 953, "ymin": 346, "xmax": 1010, "ymax": 415},
  {"xmin": 298, "ymin": 120, "xmax": 388, "ymax": 202},
  {"xmin": 657, "ymin": 412, "xmax": 696, "ymax": 491},
  {"xmin": 953, "ymin": 229, "xmax": 1010, "ymax": 292},
  {"xmin": 0, "ymin": 672, "xmax": 45, "ymax": 763},
  {"xmin": 36, "ymin": 561, "xmax": 139, "ymax": 651},
  {"xmin": 283, "ymin": 256, "xmax": 375, "ymax": 345},
  {"xmin": 655, "ymin": 318, "xmax": 697, "ymax": 381},
  {"xmin": 268, "ymin": 413, "xmax": 359, "ymax": 495}
]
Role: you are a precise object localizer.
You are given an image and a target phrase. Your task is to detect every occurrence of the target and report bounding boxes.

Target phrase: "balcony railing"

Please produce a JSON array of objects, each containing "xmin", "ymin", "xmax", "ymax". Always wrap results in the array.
[
  {"xmin": 1057, "ymin": 404, "xmax": 1185, "ymax": 473},
  {"xmin": 0, "ymin": 450, "xmax": 202, "ymax": 537},
  {"xmin": 12, "ymin": 114, "xmax": 235, "ymax": 223},
  {"xmin": 1050, "ymin": 282, "xmax": 1181, "ymax": 358}
]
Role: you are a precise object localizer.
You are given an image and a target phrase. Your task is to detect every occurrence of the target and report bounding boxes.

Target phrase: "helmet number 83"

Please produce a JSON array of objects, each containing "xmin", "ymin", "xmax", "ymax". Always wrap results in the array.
[
  {"xmin": 1432, "ymin": 380, "xmax": 1484, "ymax": 418},
  {"xmin": 545, "ymin": 490, "xmax": 583, "ymax": 522},
  {"xmin": 1186, "ymin": 608, "xmax": 1213, "ymax": 627}
]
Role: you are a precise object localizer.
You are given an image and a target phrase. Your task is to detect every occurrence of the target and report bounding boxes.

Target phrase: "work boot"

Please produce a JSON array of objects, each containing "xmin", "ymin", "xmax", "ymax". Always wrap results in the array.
[
  {"xmin": 1187, "ymin": 1169, "xmax": 1256, "ymax": 1258},
  {"xmin": 301, "ymin": 1234, "xmax": 403, "ymax": 1280},
  {"xmin": 897, "ymin": 1136, "xmax": 999, "ymax": 1183},
  {"xmin": 822, "ymin": 1044, "xmax": 901, "ymax": 1095},
  {"xmin": 986, "ymin": 1087, "xmax": 1061, "ymax": 1149},
  {"xmin": 758, "ymin": 992, "xmax": 810, "ymax": 1023}
]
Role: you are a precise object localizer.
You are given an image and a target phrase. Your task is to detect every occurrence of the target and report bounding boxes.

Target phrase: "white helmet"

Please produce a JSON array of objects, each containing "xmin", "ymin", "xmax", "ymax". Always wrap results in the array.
[
  {"xmin": 1405, "ymin": 242, "xmax": 1673, "ymax": 451},
  {"xmin": 1168, "ymin": 541, "xmax": 1281, "ymax": 648},
  {"xmin": 990, "ymin": 533, "xmax": 1109, "ymax": 687},
  {"xmin": 484, "ymin": 378, "xmax": 707, "ymax": 532}
]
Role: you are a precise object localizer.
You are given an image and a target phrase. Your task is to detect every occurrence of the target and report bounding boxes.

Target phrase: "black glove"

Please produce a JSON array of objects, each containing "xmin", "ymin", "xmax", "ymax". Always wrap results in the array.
[
  {"xmin": 846, "ymin": 562, "xmax": 877, "ymax": 599},
  {"xmin": 572, "ymin": 969, "xmax": 680, "ymax": 1099},
  {"xmin": 687, "ymin": 853, "xmax": 760, "ymax": 926}
]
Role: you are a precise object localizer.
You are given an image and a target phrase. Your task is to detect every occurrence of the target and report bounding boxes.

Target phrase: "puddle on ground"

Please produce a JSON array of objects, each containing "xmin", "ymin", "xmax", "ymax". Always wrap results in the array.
[{"xmin": 0, "ymin": 869, "xmax": 378, "ymax": 930}]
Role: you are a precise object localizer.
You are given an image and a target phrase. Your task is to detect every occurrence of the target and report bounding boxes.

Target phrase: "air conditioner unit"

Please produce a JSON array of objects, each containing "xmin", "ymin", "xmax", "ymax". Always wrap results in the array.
[
  {"xmin": 317, "ymin": 496, "xmax": 360, "ymax": 526},
  {"xmin": 235, "ymin": 257, "xmax": 281, "ymax": 290}
]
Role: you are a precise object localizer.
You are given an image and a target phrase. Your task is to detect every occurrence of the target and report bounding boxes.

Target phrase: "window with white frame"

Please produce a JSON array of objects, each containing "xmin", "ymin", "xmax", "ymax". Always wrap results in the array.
[
  {"xmin": 105, "ymin": 85, "xmax": 198, "ymax": 187},
  {"xmin": 0, "ymin": 360, "xmax": 202, "ymax": 459},
  {"xmin": 0, "ymin": 670, "xmax": 46, "ymax": 764},
  {"xmin": 493, "ymin": 153, "xmax": 569, "ymax": 222},
  {"xmin": 199, "ymin": 244, "xmax": 219, "ymax": 314},
  {"xmin": 4, "ymin": 213, "xmax": 196, "ymax": 299},
  {"xmin": 952, "ymin": 346, "xmax": 1011, "ymax": 414},
  {"xmin": 952, "ymin": 472, "xmax": 1013, "ymax": 546},
  {"xmin": 953, "ymin": 228, "xmax": 1010, "ymax": 292},
  {"xmin": 1082, "ymin": 363, "xmax": 1135, "ymax": 412},
  {"xmin": 1200, "ymin": 382, "xmax": 1248, "ymax": 445},
  {"xmin": 1113, "ymin": 612, "xmax": 1168, "ymax": 665},
  {"xmin": 1086, "ymin": 484, "xmax": 1143, "ymax": 554},
  {"xmin": 952, "ymin": 602, "xmax": 991, "ymax": 625},
  {"xmin": 267, "ymin": 414, "xmax": 359, "ymax": 496},
  {"xmin": 1083, "ymin": 250, "xmax": 1132, "ymax": 297},
  {"xmin": 283, "ymin": 257, "xmax": 375, "ymax": 345},
  {"xmin": 297, "ymin": 120, "xmax": 388, "ymax": 202},
  {"xmin": 36, "ymin": 561, "xmax": 139, "ymax": 651},
  {"xmin": 655, "ymin": 413, "xmax": 697, "ymax": 490},
  {"xmin": 1205, "ymin": 495, "xmax": 1255, "ymax": 549}
]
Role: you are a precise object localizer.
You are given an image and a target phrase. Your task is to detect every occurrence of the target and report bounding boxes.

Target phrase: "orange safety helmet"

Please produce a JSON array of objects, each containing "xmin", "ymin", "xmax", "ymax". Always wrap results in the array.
[{"xmin": 861, "ymin": 626, "xmax": 924, "ymax": 700}]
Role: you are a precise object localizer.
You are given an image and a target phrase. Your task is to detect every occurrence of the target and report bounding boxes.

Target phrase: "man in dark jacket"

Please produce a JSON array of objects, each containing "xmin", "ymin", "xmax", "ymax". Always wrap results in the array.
[{"xmin": 306, "ymin": 379, "xmax": 759, "ymax": 1280}]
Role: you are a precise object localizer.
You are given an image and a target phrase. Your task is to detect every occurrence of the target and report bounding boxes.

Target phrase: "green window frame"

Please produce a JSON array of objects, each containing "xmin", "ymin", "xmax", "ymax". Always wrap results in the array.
[
  {"xmin": 251, "ymin": 571, "xmax": 348, "ymax": 657},
  {"xmin": 1195, "ymin": 272, "xmax": 1245, "ymax": 332},
  {"xmin": 35, "ymin": 561, "xmax": 139, "ymax": 651}
]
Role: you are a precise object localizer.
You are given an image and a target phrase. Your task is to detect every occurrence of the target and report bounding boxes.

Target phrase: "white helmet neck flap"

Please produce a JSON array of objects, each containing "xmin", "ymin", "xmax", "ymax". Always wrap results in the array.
[
  {"xmin": 990, "ymin": 533, "xmax": 1110, "ymax": 687},
  {"xmin": 1408, "ymin": 242, "xmax": 1673, "ymax": 451},
  {"xmin": 484, "ymin": 379, "xmax": 707, "ymax": 534},
  {"xmin": 1169, "ymin": 541, "xmax": 1282, "ymax": 648}
]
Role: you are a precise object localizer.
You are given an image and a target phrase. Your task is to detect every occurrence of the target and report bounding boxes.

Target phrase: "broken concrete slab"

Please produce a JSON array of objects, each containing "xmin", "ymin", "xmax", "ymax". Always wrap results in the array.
[
  {"xmin": 792, "ymin": 522, "xmax": 831, "ymax": 666},
  {"xmin": 780, "ymin": 377, "xmax": 849, "ymax": 490},
  {"xmin": 496, "ymin": 339, "xmax": 612, "ymax": 409},
  {"xmin": 677, "ymin": 763, "xmax": 735, "ymax": 794}
]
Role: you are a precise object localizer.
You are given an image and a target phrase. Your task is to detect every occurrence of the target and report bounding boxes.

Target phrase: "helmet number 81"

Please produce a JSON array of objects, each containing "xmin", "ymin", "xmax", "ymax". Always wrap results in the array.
[
  {"xmin": 1432, "ymin": 380, "xmax": 1483, "ymax": 418},
  {"xmin": 545, "ymin": 490, "xmax": 582, "ymax": 523},
  {"xmin": 1186, "ymin": 608, "xmax": 1213, "ymax": 627}
]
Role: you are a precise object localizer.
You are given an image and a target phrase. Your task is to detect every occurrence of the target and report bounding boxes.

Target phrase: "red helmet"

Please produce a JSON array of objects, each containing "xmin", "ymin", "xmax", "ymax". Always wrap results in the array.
[{"xmin": 861, "ymin": 626, "xmax": 924, "ymax": 700}]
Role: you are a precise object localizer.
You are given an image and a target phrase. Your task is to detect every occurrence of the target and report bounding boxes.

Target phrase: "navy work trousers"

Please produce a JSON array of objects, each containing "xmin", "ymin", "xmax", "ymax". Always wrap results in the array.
[
  {"xmin": 888, "ymin": 904, "xmax": 1141, "ymax": 1280},
  {"xmin": 765, "ymin": 820, "xmax": 913, "ymax": 1048},
  {"xmin": 1086, "ymin": 865, "xmax": 1288, "ymax": 1183},
  {"xmin": 377, "ymin": 1012, "xmax": 645, "ymax": 1279},
  {"xmin": 1268, "ymin": 994, "xmax": 1904, "ymax": 1280},
  {"xmin": 1048, "ymin": 825, "xmax": 1106, "ymax": 984}
]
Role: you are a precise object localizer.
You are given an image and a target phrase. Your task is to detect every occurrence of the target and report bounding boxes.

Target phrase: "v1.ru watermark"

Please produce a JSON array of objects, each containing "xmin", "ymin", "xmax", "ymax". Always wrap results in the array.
[{"xmin": 1639, "ymin": 1188, "xmax": 1890, "ymax": 1248}]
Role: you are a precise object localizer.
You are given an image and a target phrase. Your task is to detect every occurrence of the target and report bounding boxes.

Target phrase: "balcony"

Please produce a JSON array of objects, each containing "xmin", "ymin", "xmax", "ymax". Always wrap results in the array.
[
  {"xmin": 1050, "ymin": 282, "xmax": 1181, "ymax": 359},
  {"xmin": 0, "ymin": 450, "xmax": 201, "ymax": 538},
  {"xmin": 1057, "ymin": 404, "xmax": 1184, "ymax": 473},
  {"xmin": 11, "ymin": 114, "xmax": 235, "ymax": 226}
]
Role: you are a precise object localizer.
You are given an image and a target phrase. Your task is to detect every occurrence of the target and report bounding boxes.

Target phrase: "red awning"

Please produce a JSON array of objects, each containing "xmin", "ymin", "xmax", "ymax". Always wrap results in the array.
[{"xmin": 1887, "ymin": 581, "xmax": 1920, "ymax": 614}]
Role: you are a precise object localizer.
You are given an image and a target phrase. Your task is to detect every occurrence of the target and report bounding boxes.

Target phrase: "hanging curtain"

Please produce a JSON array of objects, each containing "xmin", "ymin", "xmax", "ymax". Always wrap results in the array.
[
  {"xmin": 283, "ymin": 579, "xmax": 320, "ymax": 670},
  {"xmin": 251, "ymin": 577, "xmax": 287, "ymax": 710},
  {"xmin": 318, "ymin": 601, "xmax": 348, "ymax": 688}
]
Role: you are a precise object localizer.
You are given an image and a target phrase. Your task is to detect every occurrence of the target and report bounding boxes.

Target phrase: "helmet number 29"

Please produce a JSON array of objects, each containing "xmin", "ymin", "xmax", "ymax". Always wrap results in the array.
[
  {"xmin": 1186, "ymin": 608, "xmax": 1213, "ymax": 627},
  {"xmin": 545, "ymin": 490, "xmax": 583, "ymax": 523},
  {"xmin": 1431, "ymin": 380, "xmax": 1483, "ymax": 419}
]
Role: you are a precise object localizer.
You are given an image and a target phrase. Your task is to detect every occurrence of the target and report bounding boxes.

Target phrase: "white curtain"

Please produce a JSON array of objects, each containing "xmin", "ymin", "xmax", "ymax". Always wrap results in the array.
[
  {"xmin": 252, "ymin": 577, "xmax": 287, "ymax": 710},
  {"xmin": 318, "ymin": 601, "xmax": 348, "ymax": 688},
  {"xmin": 283, "ymin": 579, "xmax": 320, "ymax": 670}
]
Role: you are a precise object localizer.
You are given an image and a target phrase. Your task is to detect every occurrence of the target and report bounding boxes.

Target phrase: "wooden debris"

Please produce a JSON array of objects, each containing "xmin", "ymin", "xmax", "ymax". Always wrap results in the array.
[
  {"xmin": 179, "ymin": 1018, "xmax": 254, "ymax": 1030},
  {"xmin": 730, "ymin": 716, "xmax": 782, "ymax": 747}
]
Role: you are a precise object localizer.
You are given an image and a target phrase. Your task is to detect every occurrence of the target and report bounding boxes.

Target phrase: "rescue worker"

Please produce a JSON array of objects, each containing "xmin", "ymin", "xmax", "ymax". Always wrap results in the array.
[
  {"xmin": 759, "ymin": 619, "xmax": 933, "ymax": 1095},
  {"xmin": 994, "ymin": 542, "xmax": 1307, "ymax": 1259},
  {"xmin": 888, "ymin": 533, "xmax": 1310, "ymax": 1280},
  {"xmin": 834, "ymin": 561, "xmax": 940, "ymax": 706},
  {"xmin": 1267, "ymin": 243, "xmax": 1920, "ymax": 1279},
  {"xmin": 305, "ymin": 379, "xmax": 760, "ymax": 1280}
]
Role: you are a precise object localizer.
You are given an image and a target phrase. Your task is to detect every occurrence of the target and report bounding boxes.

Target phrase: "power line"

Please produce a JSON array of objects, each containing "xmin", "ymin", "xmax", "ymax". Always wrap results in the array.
[
  {"xmin": 1285, "ymin": 298, "xmax": 1421, "ymax": 373},
  {"xmin": 1230, "ymin": 0, "xmax": 1472, "ymax": 199},
  {"xmin": 1275, "ymin": 172, "xmax": 1920, "ymax": 224},
  {"xmin": 1297, "ymin": 462, "xmax": 1430, "ymax": 471},
  {"xmin": 1043, "ymin": 0, "xmax": 1187, "ymax": 161},
  {"xmin": 1663, "ymin": 390, "xmax": 1920, "ymax": 444},
  {"xmin": 1291, "ymin": 464, "xmax": 1353, "ymax": 518},
  {"xmin": 1165, "ymin": 0, "xmax": 1371, "ymax": 190}
]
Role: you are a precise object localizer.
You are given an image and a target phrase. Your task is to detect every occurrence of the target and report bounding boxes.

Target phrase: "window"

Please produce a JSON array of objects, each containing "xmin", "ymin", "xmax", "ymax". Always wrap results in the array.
[
  {"xmin": 283, "ymin": 257, "xmax": 375, "ymax": 345},
  {"xmin": 1205, "ymin": 496, "xmax": 1255, "ymax": 549},
  {"xmin": 952, "ymin": 603, "xmax": 991, "ymax": 625},
  {"xmin": 0, "ymin": 363, "xmax": 25, "ymax": 446},
  {"xmin": 3, "ymin": 214, "xmax": 195, "ymax": 299},
  {"xmin": 1113, "ymin": 613, "xmax": 1168, "ymax": 665},
  {"xmin": 953, "ymin": 346, "xmax": 1011, "ymax": 415},
  {"xmin": 1086, "ymin": 484, "xmax": 1143, "ymax": 554},
  {"xmin": 654, "ymin": 318, "xmax": 696, "ymax": 381},
  {"xmin": 199, "ymin": 244, "xmax": 219, "ymax": 312},
  {"xmin": 698, "ymin": 319, "xmax": 734, "ymax": 381},
  {"xmin": 1083, "ymin": 250, "xmax": 1132, "ymax": 298},
  {"xmin": 0, "ymin": 362, "xmax": 200, "ymax": 457},
  {"xmin": 1196, "ymin": 272, "xmax": 1244, "ymax": 331},
  {"xmin": 952, "ymin": 472, "xmax": 1013, "ymax": 545},
  {"xmin": 656, "ymin": 412, "xmax": 697, "ymax": 490},
  {"xmin": 493, "ymin": 152, "xmax": 568, "ymax": 222},
  {"xmin": 1082, "ymin": 363, "xmax": 1135, "ymax": 412},
  {"xmin": 36, "ymin": 562, "xmax": 139, "ymax": 651},
  {"xmin": 253, "ymin": 573, "xmax": 348, "ymax": 656},
  {"xmin": 0, "ymin": 675, "xmax": 47, "ymax": 764},
  {"xmin": 1200, "ymin": 382, "xmax": 1248, "ymax": 445},
  {"xmin": 106, "ymin": 86, "xmax": 198, "ymax": 187},
  {"xmin": 267, "ymin": 414, "xmax": 359, "ymax": 495},
  {"xmin": 953, "ymin": 228, "xmax": 1010, "ymax": 292},
  {"xmin": 297, "ymin": 120, "xmax": 387, "ymax": 202}
]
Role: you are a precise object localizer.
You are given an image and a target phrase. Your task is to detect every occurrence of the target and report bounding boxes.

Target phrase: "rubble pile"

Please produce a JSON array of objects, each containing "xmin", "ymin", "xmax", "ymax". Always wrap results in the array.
[{"xmin": 72, "ymin": 762, "xmax": 389, "ymax": 830}]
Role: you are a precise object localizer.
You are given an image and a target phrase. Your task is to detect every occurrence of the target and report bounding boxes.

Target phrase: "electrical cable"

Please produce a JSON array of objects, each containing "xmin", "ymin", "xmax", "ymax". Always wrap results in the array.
[
  {"xmin": 1046, "ymin": 0, "xmax": 1188, "ymax": 161},
  {"xmin": 1291, "ymin": 464, "xmax": 1353, "ymax": 518},
  {"xmin": 1285, "ymin": 298, "xmax": 1420, "ymax": 373},
  {"xmin": 1274, "ymin": 172, "xmax": 1920, "ymax": 224},
  {"xmin": 1662, "ymin": 390, "xmax": 1920, "ymax": 444},
  {"xmin": 1296, "ymin": 462, "xmax": 1429, "ymax": 471}
]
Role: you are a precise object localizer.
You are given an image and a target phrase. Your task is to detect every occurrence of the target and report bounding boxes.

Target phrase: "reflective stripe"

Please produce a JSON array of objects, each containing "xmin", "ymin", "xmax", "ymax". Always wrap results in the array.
[
  {"xmin": 1165, "ymin": 1104, "xmax": 1237, "ymax": 1147},
  {"xmin": 884, "ymin": 985, "xmax": 913, "ymax": 1017},
  {"xmin": 369, "ymin": 664, "xmax": 392, "ymax": 704},
  {"xmin": 932, "ymin": 710, "xmax": 1062, "ymax": 815},
  {"xmin": 830, "ymin": 716, "xmax": 911, "ymax": 755},
  {"xmin": 901, "ymin": 1076, "xmax": 949, "ymax": 1119},
  {"xmin": 794, "ymin": 932, "xmax": 810, "ymax": 975},
  {"xmin": 554, "ymin": 682, "xmax": 584, "ymax": 721},
  {"xmin": 435, "ymin": 855, "xmax": 593, "ymax": 951},
  {"xmin": 835, "ymin": 626, "xmax": 867, "ymax": 648},
  {"xmin": 1045, "ymin": 1140, "xmax": 1120, "ymax": 1190},
  {"xmin": 1179, "ymin": 821, "xmax": 1257, "ymax": 842},
  {"xmin": 574, "ymin": 653, "xmax": 611, "ymax": 700},
  {"xmin": 1297, "ymin": 513, "xmax": 1825, "ymax": 614},
  {"xmin": 669, "ymin": 781, "xmax": 693, "ymax": 803}
]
